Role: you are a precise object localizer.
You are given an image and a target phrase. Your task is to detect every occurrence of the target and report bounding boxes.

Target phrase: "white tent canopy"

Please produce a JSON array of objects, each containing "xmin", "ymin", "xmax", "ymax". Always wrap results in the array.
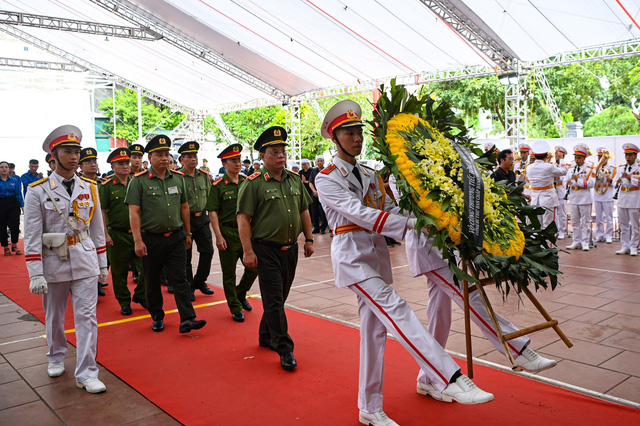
[{"xmin": 2, "ymin": 0, "xmax": 640, "ymax": 112}]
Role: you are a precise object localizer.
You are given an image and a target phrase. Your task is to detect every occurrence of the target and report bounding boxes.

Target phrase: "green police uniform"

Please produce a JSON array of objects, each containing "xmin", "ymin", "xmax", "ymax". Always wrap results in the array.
[
  {"xmin": 125, "ymin": 135, "xmax": 204, "ymax": 331},
  {"xmin": 99, "ymin": 148, "xmax": 146, "ymax": 313},
  {"xmin": 237, "ymin": 126, "xmax": 312, "ymax": 356},
  {"xmin": 206, "ymin": 161, "xmax": 257, "ymax": 315},
  {"xmin": 178, "ymin": 141, "xmax": 214, "ymax": 295}
]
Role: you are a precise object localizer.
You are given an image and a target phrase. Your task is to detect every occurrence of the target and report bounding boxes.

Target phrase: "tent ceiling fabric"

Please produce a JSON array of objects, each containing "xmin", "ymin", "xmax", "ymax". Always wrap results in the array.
[{"xmin": 2, "ymin": 0, "xmax": 640, "ymax": 111}]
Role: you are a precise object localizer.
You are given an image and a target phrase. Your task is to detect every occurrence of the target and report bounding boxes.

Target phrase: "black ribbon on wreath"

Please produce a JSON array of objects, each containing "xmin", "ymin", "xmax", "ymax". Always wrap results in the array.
[{"xmin": 450, "ymin": 139, "xmax": 484, "ymax": 248}]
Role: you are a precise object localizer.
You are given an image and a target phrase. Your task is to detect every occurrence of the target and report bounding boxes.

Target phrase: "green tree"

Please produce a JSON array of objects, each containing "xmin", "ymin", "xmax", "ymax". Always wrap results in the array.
[
  {"xmin": 583, "ymin": 105, "xmax": 640, "ymax": 136},
  {"xmin": 98, "ymin": 88, "xmax": 185, "ymax": 143}
]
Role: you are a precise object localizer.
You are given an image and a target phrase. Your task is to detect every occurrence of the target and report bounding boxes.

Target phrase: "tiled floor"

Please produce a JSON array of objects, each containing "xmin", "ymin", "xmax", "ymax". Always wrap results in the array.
[{"xmin": 1, "ymin": 232, "xmax": 639, "ymax": 424}]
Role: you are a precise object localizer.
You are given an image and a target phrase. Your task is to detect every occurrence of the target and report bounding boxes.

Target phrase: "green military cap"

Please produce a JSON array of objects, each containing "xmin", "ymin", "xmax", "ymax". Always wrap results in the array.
[
  {"xmin": 79, "ymin": 147, "xmax": 97, "ymax": 163},
  {"xmin": 218, "ymin": 143, "xmax": 243, "ymax": 160},
  {"xmin": 107, "ymin": 148, "xmax": 131, "ymax": 163},
  {"xmin": 145, "ymin": 135, "xmax": 171, "ymax": 153},
  {"xmin": 254, "ymin": 126, "xmax": 287, "ymax": 152},
  {"xmin": 129, "ymin": 143, "xmax": 145, "ymax": 155},
  {"xmin": 178, "ymin": 141, "xmax": 200, "ymax": 155}
]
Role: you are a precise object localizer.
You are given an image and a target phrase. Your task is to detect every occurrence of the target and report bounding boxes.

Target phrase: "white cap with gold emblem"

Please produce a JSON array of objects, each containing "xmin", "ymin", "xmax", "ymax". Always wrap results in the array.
[
  {"xmin": 42, "ymin": 125, "xmax": 82, "ymax": 154},
  {"xmin": 321, "ymin": 100, "xmax": 364, "ymax": 139}
]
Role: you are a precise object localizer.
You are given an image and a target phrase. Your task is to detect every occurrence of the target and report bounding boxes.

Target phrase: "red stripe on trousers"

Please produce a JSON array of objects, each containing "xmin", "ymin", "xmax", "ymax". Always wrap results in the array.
[{"xmin": 354, "ymin": 283, "xmax": 449, "ymax": 384}]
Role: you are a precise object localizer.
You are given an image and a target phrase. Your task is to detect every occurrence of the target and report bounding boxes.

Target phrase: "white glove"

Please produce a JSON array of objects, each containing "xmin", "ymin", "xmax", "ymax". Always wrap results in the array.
[
  {"xmin": 406, "ymin": 218, "xmax": 417, "ymax": 229},
  {"xmin": 98, "ymin": 267, "xmax": 109, "ymax": 283},
  {"xmin": 29, "ymin": 275, "xmax": 48, "ymax": 295}
]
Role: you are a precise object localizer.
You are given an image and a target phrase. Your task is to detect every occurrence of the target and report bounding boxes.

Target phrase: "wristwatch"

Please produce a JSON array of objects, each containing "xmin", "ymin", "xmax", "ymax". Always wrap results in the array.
[{"xmin": 305, "ymin": 238, "xmax": 314, "ymax": 243}]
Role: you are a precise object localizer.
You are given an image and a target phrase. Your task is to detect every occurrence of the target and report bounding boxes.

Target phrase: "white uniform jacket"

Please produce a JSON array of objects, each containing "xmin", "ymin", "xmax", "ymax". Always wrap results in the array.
[
  {"xmin": 514, "ymin": 159, "xmax": 528, "ymax": 183},
  {"xmin": 525, "ymin": 161, "xmax": 567, "ymax": 208},
  {"xmin": 316, "ymin": 157, "xmax": 407, "ymax": 288},
  {"xmin": 563, "ymin": 163, "xmax": 595, "ymax": 205},
  {"xmin": 613, "ymin": 163, "xmax": 640, "ymax": 208},
  {"xmin": 554, "ymin": 160, "xmax": 569, "ymax": 200},
  {"xmin": 593, "ymin": 163, "xmax": 616, "ymax": 202},
  {"xmin": 24, "ymin": 172, "xmax": 107, "ymax": 282}
]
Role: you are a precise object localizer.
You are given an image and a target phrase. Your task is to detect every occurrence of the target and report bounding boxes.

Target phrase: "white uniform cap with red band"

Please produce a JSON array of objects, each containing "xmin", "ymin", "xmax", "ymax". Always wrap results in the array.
[
  {"xmin": 518, "ymin": 143, "xmax": 532, "ymax": 152},
  {"xmin": 573, "ymin": 144, "xmax": 589, "ymax": 156},
  {"xmin": 623, "ymin": 143, "xmax": 639, "ymax": 154},
  {"xmin": 532, "ymin": 141, "xmax": 550, "ymax": 155},
  {"xmin": 483, "ymin": 142, "xmax": 495, "ymax": 152},
  {"xmin": 555, "ymin": 146, "xmax": 568, "ymax": 155},
  {"xmin": 42, "ymin": 125, "xmax": 82, "ymax": 154},
  {"xmin": 321, "ymin": 100, "xmax": 364, "ymax": 139}
]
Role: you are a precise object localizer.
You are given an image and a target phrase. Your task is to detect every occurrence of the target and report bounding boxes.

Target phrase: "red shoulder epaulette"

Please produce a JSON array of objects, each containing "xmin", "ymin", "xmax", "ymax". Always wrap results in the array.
[
  {"xmin": 170, "ymin": 169, "xmax": 185, "ymax": 176},
  {"xmin": 321, "ymin": 164, "xmax": 336, "ymax": 174},
  {"xmin": 213, "ymin": 177, "xmax": 223, "ymax": 186},
  {"xmin": 134, "ymin": 170, "xmax": 146, "ymax": 177},
  {"xmin": 199, "ymin": 168, "xmax": 210, "ymax": 175},
  {"xmin": 80, "ymin": 176, "xmax": 97, "ymax": 185},
  {"xmin": 247, "ymin": 171, "xmax": 262, "ymax": 181},
  {"xmin": 100, "ymin": 178, "xmax": 112, "ymax": 186}
]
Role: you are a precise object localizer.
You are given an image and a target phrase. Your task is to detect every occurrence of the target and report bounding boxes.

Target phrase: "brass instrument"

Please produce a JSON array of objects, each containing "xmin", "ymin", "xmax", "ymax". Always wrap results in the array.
[{"xmin": 594, "ymin": 149, "xmax": 611, "ymax": 195}]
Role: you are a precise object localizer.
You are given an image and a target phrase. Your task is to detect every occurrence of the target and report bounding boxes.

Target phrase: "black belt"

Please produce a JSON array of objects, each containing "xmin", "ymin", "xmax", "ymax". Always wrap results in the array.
[
  {"xmin": 190, "ymin": 211, "xmax": 205, "ymax": 217},
  {"xmin": 142, "ymin": 229, "xmax": 181, "ymax": 238},
  {"xmin": 221, "ymin": 222, "xmax": 238, "ymax": 228},
  {"xmin": 107, "ymin": 226, "xmax": 132, "ymax": 233},
  {"xmin": 253, "ymin": 239, "xmax": 297, "ymax": 251}
]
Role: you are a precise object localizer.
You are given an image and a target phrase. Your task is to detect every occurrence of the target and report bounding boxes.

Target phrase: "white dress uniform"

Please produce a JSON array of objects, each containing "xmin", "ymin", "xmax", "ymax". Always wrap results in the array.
[
  {"xmin": 24, "ymin": 145, "xmax": 107, "ymax": 383},
  {"xmin": 316, "ymin": 156, "xmax": 461, "ymax": 414},
  {"xmin": 592, "ymin": 151, "xmax": 616, "ymax": 243},
  {"xmin": 563, "ymin": 145, "xmax": 595, "ymax": 250},
  {"xmin": 524, "ymin": 143, "xmax": 567, "ymax": 230},
  {"xmin": 386, "ymin": 176, "xmax": 531, "ymax": 387},
  {"xmin": 554, "ymin": 146, "xmax": 570, "ymax": 238},
  {"xmin": 613, "ymin": 145, "xmax": 640, "ymax": 254}
]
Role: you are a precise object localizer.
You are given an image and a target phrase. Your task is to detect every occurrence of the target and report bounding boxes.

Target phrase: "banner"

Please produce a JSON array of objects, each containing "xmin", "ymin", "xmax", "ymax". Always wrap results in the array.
[{"xmin": 450, "ymin": 140, "xmax": 484, "ymax": 247}]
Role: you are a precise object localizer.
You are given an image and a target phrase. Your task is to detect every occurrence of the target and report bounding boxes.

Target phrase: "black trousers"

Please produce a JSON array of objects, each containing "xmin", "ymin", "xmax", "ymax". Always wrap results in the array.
[
  {"xmin": 252, "ymin": 239, "xmax": 298, "ymax": 355},
  {"xmin": 186, "ymin": 214, "xmax": 214, "ymax": 289},
  {"xmin": 0, "ymin": 197, "xmax": 20, "ymax": 246},
  {"xmin": 142, "ymin": 230, "xmax": 196, "ymax": 322},
  {"xmin": 310, "ymin": 197, "xmax": 327, "ymax": 230}
]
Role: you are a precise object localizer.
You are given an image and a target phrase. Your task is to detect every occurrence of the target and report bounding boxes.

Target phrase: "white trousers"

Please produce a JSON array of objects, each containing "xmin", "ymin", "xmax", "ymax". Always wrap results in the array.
[
  {"xmin": 43, "ymin": 276, "xmax": 99, "ymax": 382},
  {"xmin": 594, "ymin": 201, "xmax": 614, "ymax": 240},
  {"xmin": 417, "ymin": 267, "xmax": 529, "ymax": 385},
  {"xmin": 618, "ymin": 207, "xmax": 639, "ymax": 251},
  {"xmin": 556, "ymin": 199, "xmax": 567, "ymax": 235},
  {"xmin": 570, "ymin": 203, "xmax": 592, "ymax": 246},
  {"xmin": 541, "ymin": 206, "xmax": 556, "ymax": 231},
  {"xmin": 351, "ymin": 277, "xmax": 459, "ymax": 413}
]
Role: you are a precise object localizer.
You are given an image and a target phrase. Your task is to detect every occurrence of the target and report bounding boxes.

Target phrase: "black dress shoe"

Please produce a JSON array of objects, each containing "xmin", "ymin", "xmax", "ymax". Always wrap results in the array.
[
  {"xmin": 232, "ymin": 311, "xmax": 245, "ymax": 322},
  {"xmin": 120, "ymin": 305, "xmax": 132, "ymax": 316},
  {"xmin": 167, "ymin": 286, "xmax": 174, "ymax": 294},
  {"xmin": 320, "ymin": 227, "xmax": 327, "ymax": 234},
  {"xmin": 280, "ymin": 352, "xmax": 297, "ymax": 370},
  {"xmin": 132, "ymin": 297, "xmax": 148, "ymax": 309},
  {"xmin": 152, "ymin": 319, "xmax": 164, "ymax": 332},
  {"xmin": 179, "ymin": 318, "xmax": 206, "ymax": 333},
  {"xmin": 312, "ymin": 228, "xmax": 320, "ymax": 234},
  {"xmin": 97, "ymin": 286, "xmax": 106, "ymax": 296},
  {"xmin": 190, "ymin": 291, "xmax": 195, "ymax": 302},
  {"xmin": 197, "ymin": 285, "xmax": 214, "ymax": 295},
  {"xmin": 99, "ymin": 282, "xmax": 108, "ymax": 288},
  {"xmin": 241, "ymin": 299, "xmax": 253, "ymax": 311},
  {"xmin": 259, "ymin": 338, "xmax": 276, "ymax": 351}
]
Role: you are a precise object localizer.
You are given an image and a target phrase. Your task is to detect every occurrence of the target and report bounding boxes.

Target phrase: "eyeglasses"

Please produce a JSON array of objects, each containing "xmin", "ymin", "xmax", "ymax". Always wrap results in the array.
[{"xmin": 0, "ymin": 165, "xmax": 8, "ymax": 169}]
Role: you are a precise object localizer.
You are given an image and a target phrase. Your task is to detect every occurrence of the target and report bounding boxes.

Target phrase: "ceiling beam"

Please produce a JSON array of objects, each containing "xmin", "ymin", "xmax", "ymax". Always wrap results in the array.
[
  {"xmin": 528, "ymin": 38, "xmax": 640, "ymax": 69},
  {"xmin": 0, "ymin": 9, "xmax": 161, "ymax": 40},
  {"xmin": 0, "ymin": 56, "xmax": 86, "ymax": 72}
]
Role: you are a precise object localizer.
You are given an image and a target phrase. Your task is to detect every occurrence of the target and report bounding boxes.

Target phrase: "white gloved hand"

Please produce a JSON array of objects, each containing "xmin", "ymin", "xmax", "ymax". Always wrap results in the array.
[
  {"xmin": 406, "ymin": 218, "xmax": 417, "ymax": 229},
  {"xmin": 98, "ymin": 267, "xmax": 109, "ymax": 283},
  {"xmin": 29, "ymin": 275, "xmax": 48, "ymax": 295}
]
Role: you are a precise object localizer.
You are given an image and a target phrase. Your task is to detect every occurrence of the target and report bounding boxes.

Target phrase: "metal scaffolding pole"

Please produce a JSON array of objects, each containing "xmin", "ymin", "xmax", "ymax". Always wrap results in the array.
[
  {"xmin": 504, "ymin": 74, "xmax": 527, "ymax": 149},
  {"xmin": 285, "ymin": 102, "xmax": 302, "ymax": 164}
]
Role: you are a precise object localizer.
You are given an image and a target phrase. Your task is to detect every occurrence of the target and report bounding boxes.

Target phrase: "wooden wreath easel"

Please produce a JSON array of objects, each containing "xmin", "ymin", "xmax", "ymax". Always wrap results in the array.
[{"xmin": 461, "ymin": 260, "xmax": 573, "ymax": 378}]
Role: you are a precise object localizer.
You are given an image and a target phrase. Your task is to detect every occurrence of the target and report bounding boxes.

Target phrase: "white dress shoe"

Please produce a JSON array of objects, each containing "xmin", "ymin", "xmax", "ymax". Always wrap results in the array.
[
  {"xmin": 441, "ymin": 374, "xmax": 494, "ymax": 404},
  {"xmin": 566, "ymin": 243, "xmax": 580, "ymax": 250},
  {"xmin": 582, "ymin": 244, "xmax": 590, "ymax": 251},
  {"xmin": 557, "ymin": 233, "xmax": 565, "ymax": 240},
  {"xmin": 47, "ymin": 362, "xmax": 65, "ymax": 377},
  {"xmin": 514, "ymin": 348, "xmax": 557, "ymax": 373},
  {"xmin": 631, "ymin": 249, "xmax": 638, "ymax": 256},
  {"xmin": 76, "ymin": 377, "xmax": 107, "ymax": 393},
  {"xmin": 596, "ymin": 237, "xmax": 605, "ymax": 242},
  {"xmin": 606, "ymin": 238, "xmax": 612, "ymax": 244},
  {"xmin": 616, "ymin": 248, "xmax": 630, "ymax": 255},
  {"xmin": 416, "ymin": 381, "xmax": 447, "ymax": 402},
  {"xmin": 359, "ymin": 410, "xmax": 398, "ymax": 426}
]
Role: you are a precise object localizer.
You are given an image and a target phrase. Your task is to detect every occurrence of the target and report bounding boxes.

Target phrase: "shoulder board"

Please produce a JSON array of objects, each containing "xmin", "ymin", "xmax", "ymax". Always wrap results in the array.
[
  {"xmin": 29, "ymin": 177, "xmax": 48, "ymax": 187},
  {"xmin": 199, "ymin": 168, "xmax": 210, "ymax": 175},
  {"xmin": 170, "ymin": 169, "xmax": 185, "ymax": 176},
  {"xmin": 80, "ymin": 176, "xmax": 97, "ymax": 185},
  {"xmin": 321, "ymin": 164, "xmax": 337, "ymax": 174},
  {"xmin": 213, "ymin": 177, "xmax": 223, "ymax": 186},
  {"xmin": 286, "ymin": 168, "xmax": 301, "ymax": 176},
  {"xmin": 247, "ymin": 171, "xmax": 262, "ymax": 181},
  {"xmin": 134, "ymin": 170, "xmax": 146, "ymax": 177},
  {"xmin": 360, "ymin": 164, "xmax": 375, "ymax": 171},
  {"xmin": 100, "ymin": 178, "xmax": 112, "ymax": 186}
]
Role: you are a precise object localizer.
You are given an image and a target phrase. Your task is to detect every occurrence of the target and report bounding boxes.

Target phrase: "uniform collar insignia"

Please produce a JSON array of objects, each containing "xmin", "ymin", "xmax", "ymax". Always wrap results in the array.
[
  {"xmin": 224, "ymin": 179, "xmax": 229, "ymax": 185},
  {"xmin": 340, "ymin": 167, "xmax": 348, "ymax": 176},
  {"xmin": 264, "ymin": 172, "xmax": 270, "ymax": 181}
]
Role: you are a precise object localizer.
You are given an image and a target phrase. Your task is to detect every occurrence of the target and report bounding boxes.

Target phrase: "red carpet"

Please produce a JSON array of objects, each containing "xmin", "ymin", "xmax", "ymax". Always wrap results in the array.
[{"xmin": 2, "ymin": 242, "xmax": 639, "ymax": 425}]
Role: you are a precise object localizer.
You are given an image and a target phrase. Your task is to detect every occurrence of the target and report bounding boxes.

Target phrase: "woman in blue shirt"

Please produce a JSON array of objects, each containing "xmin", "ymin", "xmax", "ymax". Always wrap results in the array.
[{"xmin": 0, "ymin": 161, "xmax": 24, "ymax": 255}]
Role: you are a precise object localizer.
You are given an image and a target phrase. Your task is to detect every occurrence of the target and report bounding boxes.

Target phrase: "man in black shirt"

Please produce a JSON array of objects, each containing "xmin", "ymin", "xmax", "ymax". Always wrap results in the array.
[{"xmin": 491, "ymin": 149, "xmax": 516, "ymax": 183}]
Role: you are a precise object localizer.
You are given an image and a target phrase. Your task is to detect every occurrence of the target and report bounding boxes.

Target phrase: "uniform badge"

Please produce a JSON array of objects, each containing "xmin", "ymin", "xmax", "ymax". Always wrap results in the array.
[
  {"xmin": 274, "ymin": 129, "xmax": 281, "ymax": 137},
  {"xmin": 224, "ymin": 179, "xmax": 229, "ymax": 185}
]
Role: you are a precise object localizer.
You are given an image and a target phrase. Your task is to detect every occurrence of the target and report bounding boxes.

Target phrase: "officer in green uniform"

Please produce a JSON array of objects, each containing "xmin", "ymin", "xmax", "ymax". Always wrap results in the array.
[
  {"xmin": 237, "ymin": 126, "xmax": 314, "ymax": 371},
  {"xmin": 206, "ymin": 143, "xmax": 257, "ymax": 323},
  {"xmin": 178, "ymin": 141, "xmax": 215, "ymax": 299},
  {"xmin": 129, "ymin": 143, "xmax": 146, "ymax": 174},
  {"xmin": 99, "ymin": 148, "xmax": 147, "ymax": 316},
  {"xmin": 125, "ymin": 135, "xmax": 206, "ymax": 334},
  {"xmin": 79, "ymin": 147, "xmax": 107, "ymax": 296}
]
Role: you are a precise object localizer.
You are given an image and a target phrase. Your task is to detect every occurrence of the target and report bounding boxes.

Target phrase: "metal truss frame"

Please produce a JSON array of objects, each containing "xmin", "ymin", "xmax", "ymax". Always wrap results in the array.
[
  {"xmin": 285, "ymin": 101, "xmax": 302, "ymax": 163},
  {"xmin": 0, "ymin": 9, "xmax": 161, "ymax": 40},
  {"xmin": 534, "ymin": 69, "xmax": 564, "ymax": 136},
  {"xmin": 0, "ymin": 56, "xmax": 85, "ymax": 72},
  {"xmin": 212, "ymin": 113, "xmax": 236, "ymax": 144},
  {"xmin": 89, "ymin": 0, "xmax": 288, "ymax": 101},
  {"xmin": 504, "ymin": 73, "xmax": 527, "ymax": 149}
]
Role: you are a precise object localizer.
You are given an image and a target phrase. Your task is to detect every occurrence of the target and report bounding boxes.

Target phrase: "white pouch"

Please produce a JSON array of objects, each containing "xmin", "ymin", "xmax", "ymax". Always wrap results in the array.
[{"xmin": 42, "ymin": 233, "xmax": 69, "ymax": 260}]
